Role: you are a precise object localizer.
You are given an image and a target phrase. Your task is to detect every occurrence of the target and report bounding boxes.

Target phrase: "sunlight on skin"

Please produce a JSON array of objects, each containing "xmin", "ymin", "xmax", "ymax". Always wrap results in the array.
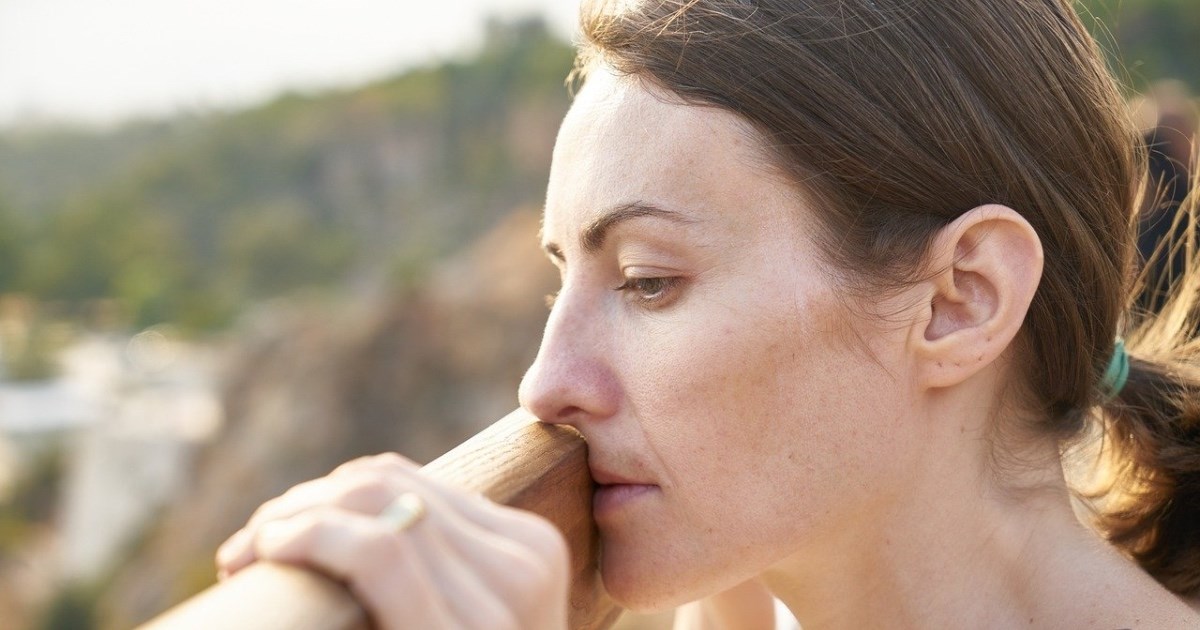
[{"xmin": 521, "ymin": 66, "xmax": 1200, "ymax": 628}]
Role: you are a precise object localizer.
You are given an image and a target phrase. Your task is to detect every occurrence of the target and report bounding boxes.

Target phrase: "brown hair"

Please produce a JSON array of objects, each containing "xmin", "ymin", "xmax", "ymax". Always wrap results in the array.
[{"xmin": 573, "ymin": 0, "xmax": 1200, "ymax": 595}]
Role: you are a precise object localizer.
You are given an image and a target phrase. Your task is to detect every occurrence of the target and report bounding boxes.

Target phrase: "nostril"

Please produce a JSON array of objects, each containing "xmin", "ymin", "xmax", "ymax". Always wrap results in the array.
[
  {"xmin": 524, "ymin": 400, "xmax": 587, "ymax": 426},
  {"xmin": 551, "ymin": 405, "xmax": 587, "ymax": 424},
  {"xmin": 518, "ymin": 344, "xmax": 618, "ymax": 427},
  {"xmin": 518, "ymin": 365, "xmax": 582, "ymax": 425}
]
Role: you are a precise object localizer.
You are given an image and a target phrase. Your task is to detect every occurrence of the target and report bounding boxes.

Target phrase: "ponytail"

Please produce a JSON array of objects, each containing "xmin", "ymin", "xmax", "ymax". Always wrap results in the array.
[
  {"xmin": 579, "ymin": 0, "xmax": 1200, "ymax": 598},
  {"xmin": 1089, "ymin": 163, "xmax": 1200, "ymax": 596},
  {"xmin": 1096, "ymin": 354, "xmax": 1200, "ymax": 595}
]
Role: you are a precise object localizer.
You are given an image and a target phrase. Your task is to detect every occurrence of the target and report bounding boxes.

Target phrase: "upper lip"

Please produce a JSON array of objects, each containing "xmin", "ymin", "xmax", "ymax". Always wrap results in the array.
[{"xmin": 589, "ymin": 462, "xmax": 653, "ymax": 486}]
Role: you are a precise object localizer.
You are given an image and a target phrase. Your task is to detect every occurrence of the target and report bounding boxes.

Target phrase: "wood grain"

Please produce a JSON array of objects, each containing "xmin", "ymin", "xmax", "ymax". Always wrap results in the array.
[{"xmin": 137, "ymin": 408, "xmax": 623, "ymax": 630}]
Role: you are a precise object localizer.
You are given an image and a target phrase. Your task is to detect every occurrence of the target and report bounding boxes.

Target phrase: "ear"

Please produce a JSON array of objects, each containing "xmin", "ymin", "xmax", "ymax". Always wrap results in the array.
[{"xmin": 910, "ymin": 204, "xmax": 1044, "ymax": 389}]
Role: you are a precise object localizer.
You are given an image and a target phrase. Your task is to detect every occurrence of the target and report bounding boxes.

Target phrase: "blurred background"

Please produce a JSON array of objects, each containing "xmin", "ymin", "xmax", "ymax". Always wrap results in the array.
[{"xmin": 0, "ymin": 1, "xmax": 1194, "ymax": 628}]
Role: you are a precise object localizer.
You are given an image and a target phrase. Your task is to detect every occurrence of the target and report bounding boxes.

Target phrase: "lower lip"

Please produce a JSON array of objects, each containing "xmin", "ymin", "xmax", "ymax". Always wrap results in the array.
[{"xmin": 593, "ymin": 484, "xmax": 657, "ymax": 518}]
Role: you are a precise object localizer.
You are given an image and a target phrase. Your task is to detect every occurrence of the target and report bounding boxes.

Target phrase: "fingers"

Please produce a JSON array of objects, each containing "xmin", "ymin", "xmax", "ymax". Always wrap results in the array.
[
  {"xmin": 272, "ymin": 451, "xmax": 566, "ymax": 564},
  {"xmin": 411, "ymin": 492, "xmax": 568, "ymax": 621},
  {"xmin": 213, "ymin": 453, "xmax": 570, "ymax": 629},
  {"xmin": 243, "ymin": 493, "xmax": 556, "ymax": 629},
  {"xmin": 250, "ymin": 505, "xmax": 455, "ymax": 628},
  {"xmin": 330, "ymin": 453, "xmax": 570, "ymax": 563},
  {"xmin": 217, "ymin": 454, "xmax": 420, "ymax": 576},
  {"xmin": 356, "ymin": 517, "xmax": 519, "ymax": 630}
]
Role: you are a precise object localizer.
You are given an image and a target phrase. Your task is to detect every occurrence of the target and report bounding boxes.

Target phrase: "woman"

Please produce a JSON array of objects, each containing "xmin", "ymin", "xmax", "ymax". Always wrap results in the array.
[{"xmin": 215, "ymin": 1, "xmax": 1200, "ymax": 627}]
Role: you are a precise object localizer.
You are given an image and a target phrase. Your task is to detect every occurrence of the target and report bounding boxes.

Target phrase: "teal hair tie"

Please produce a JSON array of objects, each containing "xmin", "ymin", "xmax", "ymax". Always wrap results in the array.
[{"xmin": 1100, "ymin": 338, "xmax": 1130, "ymax": 402}]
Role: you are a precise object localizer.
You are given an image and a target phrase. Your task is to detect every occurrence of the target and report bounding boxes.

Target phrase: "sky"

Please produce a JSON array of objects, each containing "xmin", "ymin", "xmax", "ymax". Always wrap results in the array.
[{"xmin": 0, "ymin": 0, "xmax": 578, "ymax": 128}]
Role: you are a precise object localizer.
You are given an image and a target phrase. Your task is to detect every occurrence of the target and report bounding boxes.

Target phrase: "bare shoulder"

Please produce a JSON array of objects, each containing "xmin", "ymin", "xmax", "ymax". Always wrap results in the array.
[
  {"xmin": 1139, "ymin": 592, "xmax": 1200, "ymax": 629},
  {"xmin": 1072, "ymin": 564, "xmax": 1200, "ymax": 630}
]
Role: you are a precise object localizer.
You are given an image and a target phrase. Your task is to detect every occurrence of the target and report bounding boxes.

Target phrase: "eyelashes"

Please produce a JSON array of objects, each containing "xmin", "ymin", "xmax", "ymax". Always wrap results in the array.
[
  {"xmin": 614, "ymin": 276, "xmax": 681, "ymax": 305},
  {"xmin": 544, "ymin": 276, "xmax": 683, "ymax": 311}
]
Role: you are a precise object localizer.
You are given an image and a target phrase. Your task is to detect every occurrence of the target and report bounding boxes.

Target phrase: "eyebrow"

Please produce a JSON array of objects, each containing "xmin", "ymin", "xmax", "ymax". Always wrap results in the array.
[{"xmin": 542, "ymin": 202, "xmax": 698, "ymax": 261}]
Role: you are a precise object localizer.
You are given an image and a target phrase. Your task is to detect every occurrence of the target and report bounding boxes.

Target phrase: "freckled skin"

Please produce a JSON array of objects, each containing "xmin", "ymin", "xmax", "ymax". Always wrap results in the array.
[{"xmin": 519, "ymin": 69, "xmax": 922, "ymax": 611}]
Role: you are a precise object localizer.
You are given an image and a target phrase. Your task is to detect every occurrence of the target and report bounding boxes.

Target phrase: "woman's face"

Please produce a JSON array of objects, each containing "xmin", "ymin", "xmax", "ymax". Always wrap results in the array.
[{"xmin": 519, "ymin": 68, "xmax": 919, "ymax": 610}]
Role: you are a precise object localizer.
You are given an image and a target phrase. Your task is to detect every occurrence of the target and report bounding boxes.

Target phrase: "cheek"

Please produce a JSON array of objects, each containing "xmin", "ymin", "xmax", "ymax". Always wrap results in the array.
[
  {"xmin": 600, "ymin": 277, "xmax": 907, "ymax": 607},
  {"xmin": 606, "ymin": 291, "xmax": 908, "ymax": 603},
  {"xmin": 632, "ymin": 292, "xmax": 860, "ymax": 487},
  {"xmin": 597, "ymin": 295, "xmax": 864, "ymax": 604}
]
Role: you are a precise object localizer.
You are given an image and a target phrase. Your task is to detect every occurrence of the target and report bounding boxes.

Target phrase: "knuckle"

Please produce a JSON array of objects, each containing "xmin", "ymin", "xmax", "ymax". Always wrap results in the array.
[
  {"xmin": 275, "ymin": 482, "xmax": 314, "ymax": 505},
  {"xmin": 246, "ymin": 479, "xmax": 324, "ymax": 526},
  {"xmin": 335, "ymin": 475, "xmax": 395, "ymax": 510},
  {"xmin": 253, "ymin": 515, "xmax": 317, "ymax": 557},
  {"xmin": 248, "ymin": 495, "xmax": 286, "ymax": 524},
  {"xmin": 333, "ymin": 452, "xmax": 414, "ymax": 477},
  {"xmin": 285, "ymin": 510, "xmax": 324, "ymax": 536},
  {"xmin": 331, "ymin": 454, "xmax": 380, "ymax": 476},
  {"xmin": 366, "ymin": 452, "xmax": 406, "ymax": 467}
]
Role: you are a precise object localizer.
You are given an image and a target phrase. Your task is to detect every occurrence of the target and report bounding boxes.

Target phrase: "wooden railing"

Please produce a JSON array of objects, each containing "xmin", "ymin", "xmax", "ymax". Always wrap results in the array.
[{"xmin": 137, "ymin": 409, "xmax": 624, "ymax": 630}]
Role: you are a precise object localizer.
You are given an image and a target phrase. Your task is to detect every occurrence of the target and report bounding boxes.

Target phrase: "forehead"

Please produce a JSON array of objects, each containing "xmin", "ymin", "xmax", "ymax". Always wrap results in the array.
[{"xmin": 543, "ymin": 68, "xmax": 796, "ymax": 242}]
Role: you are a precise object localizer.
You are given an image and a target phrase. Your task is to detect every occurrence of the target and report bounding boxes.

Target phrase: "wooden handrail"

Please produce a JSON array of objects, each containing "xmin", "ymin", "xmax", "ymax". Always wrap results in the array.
[{"xmin": 137, "ymin": 409, "xmax": 624, "ymax": 630}]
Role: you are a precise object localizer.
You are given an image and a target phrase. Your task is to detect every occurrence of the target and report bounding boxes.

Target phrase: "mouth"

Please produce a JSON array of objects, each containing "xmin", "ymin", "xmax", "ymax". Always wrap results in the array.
[
  {"xmin": 589, "ymin": 465, "xmax": 647, "ymax": 487},
  {"xmin": 589, "ymin": 463, "xmax": 659, "ymax": 519}
]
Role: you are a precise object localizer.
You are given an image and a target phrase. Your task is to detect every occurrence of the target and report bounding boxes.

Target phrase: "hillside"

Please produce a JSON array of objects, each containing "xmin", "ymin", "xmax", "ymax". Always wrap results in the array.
[
  {"xmin": 95, "ymin": 208, "xmax": 559, "ymax": 628},
  {"xmin": 0, "ymin": 4, "xmax": 1193, "ymax": 629},
  {"xmin": 0, "ymin": 17, "xmax": 582, "ymax": 629},
  {"xmin": 0, "ymin": 3, "xmax": 1195, "ymax": 335},
  {"xmin": 0, "ymin": 18, "xmax": 573, "ymax": 332}
]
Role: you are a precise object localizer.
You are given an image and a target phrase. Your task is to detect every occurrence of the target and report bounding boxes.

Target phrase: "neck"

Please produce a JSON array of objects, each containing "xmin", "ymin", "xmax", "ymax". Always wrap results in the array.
[{"xmin": 758, "ymin": 389, "xmax": 1195, "ymax": 629}]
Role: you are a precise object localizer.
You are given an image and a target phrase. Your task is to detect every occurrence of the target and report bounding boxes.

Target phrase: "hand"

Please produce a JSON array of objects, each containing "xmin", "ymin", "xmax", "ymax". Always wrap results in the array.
[{"xmin": 215, "ymin": 453, "xmax": 569, "ymax": 630}]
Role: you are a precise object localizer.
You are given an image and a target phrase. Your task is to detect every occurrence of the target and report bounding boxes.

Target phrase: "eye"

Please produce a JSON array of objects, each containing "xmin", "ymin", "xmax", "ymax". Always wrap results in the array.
[{"xmin": 614, "ymin": 276, "xmax": 682, "ymax": 306}]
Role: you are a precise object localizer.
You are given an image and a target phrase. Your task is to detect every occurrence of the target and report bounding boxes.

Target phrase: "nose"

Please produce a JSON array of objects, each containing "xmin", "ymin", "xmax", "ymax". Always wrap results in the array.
[{"xmin": 518, "ymin": 289, "xmax": 619, "ymax": 428}]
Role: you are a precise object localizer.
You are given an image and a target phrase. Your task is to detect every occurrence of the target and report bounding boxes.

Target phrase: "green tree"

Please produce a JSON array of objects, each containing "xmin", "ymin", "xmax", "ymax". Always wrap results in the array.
[
  {"xmin": 0, "ymin": 18, "xmax": 576, "ymax": 332},
  {"xmin": 221, "ymin": 203, "xmax": 354, "ymax": 299},
  {"xmin": 1078, "ymin": 0, "xmax": 1200, "ymax": 90},
  {"xmin": 0, "ymin": 193, "xmax": 25, "ymax": 292}
]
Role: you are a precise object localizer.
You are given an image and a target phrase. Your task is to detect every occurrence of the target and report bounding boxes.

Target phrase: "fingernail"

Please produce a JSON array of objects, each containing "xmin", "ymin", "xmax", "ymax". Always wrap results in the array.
[{"xmin": 216, "ymin": 529, "xmax": 249, "ymax": 565}]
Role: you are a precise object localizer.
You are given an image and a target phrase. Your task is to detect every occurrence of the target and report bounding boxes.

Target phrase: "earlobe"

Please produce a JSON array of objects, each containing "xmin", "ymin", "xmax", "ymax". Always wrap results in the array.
[{"xmin": 912, "ymin": 205, "xmax": 1044, "ymax": 389}]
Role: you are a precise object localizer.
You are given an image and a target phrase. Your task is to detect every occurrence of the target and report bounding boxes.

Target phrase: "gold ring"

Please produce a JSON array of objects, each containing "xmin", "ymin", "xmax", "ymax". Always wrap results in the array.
[{"xmin": 377, "ymin": 492, "xmax": 427, "ymax": 533}]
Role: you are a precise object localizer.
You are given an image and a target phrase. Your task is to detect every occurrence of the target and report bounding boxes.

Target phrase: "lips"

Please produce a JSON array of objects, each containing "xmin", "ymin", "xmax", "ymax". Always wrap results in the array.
[
  {"xmin": 589, "ymin": 461, "xmax": 659, "ymax": 519},
  {"xmin": 588, "ymin": 464, "xmax": 649, "ymax": 487}
]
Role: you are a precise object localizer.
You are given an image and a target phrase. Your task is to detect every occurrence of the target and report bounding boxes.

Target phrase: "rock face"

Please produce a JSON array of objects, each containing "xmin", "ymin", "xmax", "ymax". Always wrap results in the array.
[{"xmin": 99, "ymin": 208, "xmax": 558, "ymax": 628}]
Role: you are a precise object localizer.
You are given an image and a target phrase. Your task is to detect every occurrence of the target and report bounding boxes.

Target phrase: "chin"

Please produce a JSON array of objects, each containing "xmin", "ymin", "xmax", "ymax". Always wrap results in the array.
[
  {"xmin": 602, "ymin": 571, "xmax": 680, "ymax": 613},
  {"xmin": 600, "ymin": 529, "xmax": 774, "ymax": 614},
  {"xmin": 599, "ymin": 542, "xmax": 698, "ymax": 613}
]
